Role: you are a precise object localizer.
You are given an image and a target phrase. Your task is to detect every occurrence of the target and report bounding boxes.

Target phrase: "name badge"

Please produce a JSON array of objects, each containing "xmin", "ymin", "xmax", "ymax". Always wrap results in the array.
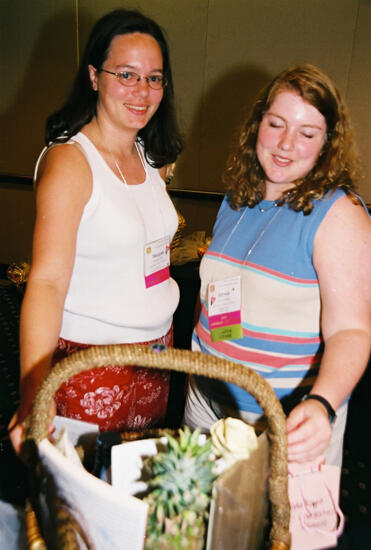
[
  {"xmin": 144, "ymin": 236, "xmax": 170, "ymax": 288},
  {"xmin": 208, "ymin": 276, "xmax": 243, "ymax": 342}
]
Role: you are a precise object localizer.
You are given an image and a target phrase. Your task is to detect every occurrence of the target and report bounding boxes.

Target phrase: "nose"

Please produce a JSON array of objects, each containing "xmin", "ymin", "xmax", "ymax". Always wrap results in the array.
[
  {"xmin": 278, "ymin": 128, "xmax": 295, "ymax": 151},
  {"xmin": 133, "ymin": 76, "xmax": 150, "ymax": 96}
]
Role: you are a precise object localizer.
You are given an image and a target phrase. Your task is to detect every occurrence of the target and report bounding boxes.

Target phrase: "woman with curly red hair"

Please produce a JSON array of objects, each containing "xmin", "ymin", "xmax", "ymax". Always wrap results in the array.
[{"xmin": 185, "ymin": 64, "xmax": 370, "ymax": 467}]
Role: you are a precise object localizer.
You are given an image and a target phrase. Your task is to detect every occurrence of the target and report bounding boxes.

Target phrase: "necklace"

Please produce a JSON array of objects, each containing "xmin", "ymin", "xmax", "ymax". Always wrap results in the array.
[
  {"xmin": 110, "ymin": 139, "xmax": 168, "ymax": 241},
  {"xmin": 113, "ymin": 142, "xmax": 146, "ymax": 187},
  {"xmin": 94, "ymin": 119, "xmax": 146, "ymax": 187},
  {"xmin": 219, "ymin": 205, "xmax": 282, "ymax": 261},
  {"xmin": 258, "ymin": 200, "xmax": 278, "ymax": 213},
  {"xmin": 244, "ymin": 207, "xmax": 281, "ymax": 260},
  {"xmin": 94, "ymin": 120, "xmax": 168, "ymax": 240}
]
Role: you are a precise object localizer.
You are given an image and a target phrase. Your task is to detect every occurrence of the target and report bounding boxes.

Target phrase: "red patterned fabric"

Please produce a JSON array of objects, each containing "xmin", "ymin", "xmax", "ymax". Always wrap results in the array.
[{"xmin": 52, "ymin": 327, "xmax": 173, "ymax": 431}]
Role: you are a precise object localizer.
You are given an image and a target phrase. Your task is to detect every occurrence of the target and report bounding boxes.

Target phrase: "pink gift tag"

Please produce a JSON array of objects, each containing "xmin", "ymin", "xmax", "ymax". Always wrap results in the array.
[{"xmin": 288, "ymin": 457, "xmax": 344, "ymax": 550}]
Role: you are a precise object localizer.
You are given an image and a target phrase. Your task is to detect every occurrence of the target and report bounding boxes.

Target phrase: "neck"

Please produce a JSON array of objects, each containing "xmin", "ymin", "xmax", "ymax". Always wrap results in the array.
[
  {"xmin": 264, "ymin": 182, "xmax": 295, "ymax": 201},
  {"xmin": 91, "ymin": 116, "xmax": 138, "ymax": 158}
]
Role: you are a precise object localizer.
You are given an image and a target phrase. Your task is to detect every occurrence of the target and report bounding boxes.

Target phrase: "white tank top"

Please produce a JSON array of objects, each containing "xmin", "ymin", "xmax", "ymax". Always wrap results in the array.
[{"xmin": 36, "ymin": 132, "xmax": 180, "ymax": 344}]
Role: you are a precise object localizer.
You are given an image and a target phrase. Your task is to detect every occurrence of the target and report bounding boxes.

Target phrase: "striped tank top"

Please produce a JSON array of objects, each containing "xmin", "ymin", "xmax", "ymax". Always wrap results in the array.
[{"xmin": 193, "ymin": 189, "xmax": 346, "ymax": 414}]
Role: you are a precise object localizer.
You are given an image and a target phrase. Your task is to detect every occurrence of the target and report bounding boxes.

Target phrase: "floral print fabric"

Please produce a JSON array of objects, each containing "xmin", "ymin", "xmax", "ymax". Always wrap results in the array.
[{"xmin": 52, "ymin": 328, "xmax": 172, "ymax": 431}]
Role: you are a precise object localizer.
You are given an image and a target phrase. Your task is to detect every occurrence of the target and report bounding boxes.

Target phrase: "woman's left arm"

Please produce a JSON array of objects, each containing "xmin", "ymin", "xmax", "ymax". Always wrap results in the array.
[{"xmin": 287, "ymin": 195, "xmax": 371, "ymax": 462}]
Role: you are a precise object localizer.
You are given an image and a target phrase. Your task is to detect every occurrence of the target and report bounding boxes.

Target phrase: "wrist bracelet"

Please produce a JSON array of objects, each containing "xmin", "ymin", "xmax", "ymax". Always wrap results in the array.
[{"xmin": 301, "ymin": 393, "xmax": 337, "ymax": 423}]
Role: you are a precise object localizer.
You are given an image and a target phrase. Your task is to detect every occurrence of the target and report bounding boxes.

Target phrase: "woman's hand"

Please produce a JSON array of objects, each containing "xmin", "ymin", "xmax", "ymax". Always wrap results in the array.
[
  {"xmin": 8, "ymin": 401, "xmax": 57, "ymax": 456},
  {"xmin": 8, "ymin": 409, "xmax": 28, "ymax": 455},
  {"xmin": 287, "ymin": 195, "xmax": 371, "ymax": 465},
  {"xmin": 286, "ymin": 399, "xmax": 333, "ymax": 463}
]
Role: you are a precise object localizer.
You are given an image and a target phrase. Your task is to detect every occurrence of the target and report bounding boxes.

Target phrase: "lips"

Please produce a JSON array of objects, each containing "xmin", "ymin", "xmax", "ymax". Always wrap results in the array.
[
  {"xmin": 125, "ymin": 103, "xmax": 148, "ymax": 115},
  {"xmin": 272, "ymin": 154, "xmax": 292, "ymax": 167}
]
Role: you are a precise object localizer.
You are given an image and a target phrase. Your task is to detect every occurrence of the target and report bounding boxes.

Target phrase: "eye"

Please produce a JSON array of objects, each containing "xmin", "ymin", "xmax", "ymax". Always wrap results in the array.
[
  {"xmin": 119, "ymin": 71, "xmax": 135, "ymax": 81},
  {"xmin": 149, "ymin": 75, "xmax": 163, "ymax": 84},
  {"xmin": 300, "ymin": 130, "xmax": 316, "ymax": 139},
  {"xmin": 264, "ymin": 115, "xmax": 284, "ymax": 129},
  {"xmin": 269, "ymin": 121, "xmax": 283, "ymax": 128}
]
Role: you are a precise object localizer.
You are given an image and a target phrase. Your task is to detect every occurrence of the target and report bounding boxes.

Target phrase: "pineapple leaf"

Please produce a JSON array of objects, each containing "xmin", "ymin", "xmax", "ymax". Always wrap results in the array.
[
  {"xmin": 143, "ymin": 427, "xmax": 217, "ymax": 549},
  {"xmin": 166, "ymin": 432, "xmax": 182, "ymax": 455}
]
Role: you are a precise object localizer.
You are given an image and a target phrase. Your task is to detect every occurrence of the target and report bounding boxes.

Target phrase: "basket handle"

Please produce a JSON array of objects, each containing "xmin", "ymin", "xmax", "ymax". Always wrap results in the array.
[{"xmin": 27, "ymin": 343, "xmax": 290, "ymax": 550}]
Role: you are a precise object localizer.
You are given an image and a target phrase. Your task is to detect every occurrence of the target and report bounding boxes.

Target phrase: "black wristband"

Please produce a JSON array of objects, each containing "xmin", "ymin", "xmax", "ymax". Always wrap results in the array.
[{"xmin": 301, "ymin": 393, "xmax": 337, "ymax": 423}]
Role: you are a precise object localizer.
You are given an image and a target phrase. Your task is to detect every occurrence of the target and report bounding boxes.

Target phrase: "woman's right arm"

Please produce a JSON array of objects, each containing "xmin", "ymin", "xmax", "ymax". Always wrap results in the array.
[{"xmin": 8, "ymin": 143, "xmax": 92, "ymax": 453}]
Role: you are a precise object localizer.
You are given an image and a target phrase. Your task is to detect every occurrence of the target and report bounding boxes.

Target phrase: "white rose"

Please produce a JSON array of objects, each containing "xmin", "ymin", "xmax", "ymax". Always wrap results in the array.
[{"xmin": 210, "ymin": 417, "xmax": 258, "ymax": 468}]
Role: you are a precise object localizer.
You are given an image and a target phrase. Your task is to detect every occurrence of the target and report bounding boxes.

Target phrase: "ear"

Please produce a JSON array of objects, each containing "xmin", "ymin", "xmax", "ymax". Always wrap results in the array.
[{"xmin": 88, "ymin": 65, "xmax": 99, "ymax": 91}]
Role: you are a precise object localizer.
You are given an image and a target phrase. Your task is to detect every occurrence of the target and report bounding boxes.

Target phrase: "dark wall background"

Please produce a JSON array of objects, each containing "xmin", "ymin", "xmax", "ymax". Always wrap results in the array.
[{"xmin": 0, "ymin": 0, "xmax": 370, "ymax": 262}]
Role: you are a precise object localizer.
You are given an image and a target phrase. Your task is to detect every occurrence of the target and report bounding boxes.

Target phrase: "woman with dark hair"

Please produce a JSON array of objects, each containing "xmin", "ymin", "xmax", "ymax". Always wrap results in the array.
[
  {"xmin": 46, "ymin": 9, "xmax": 182, "ymax": 166},
  {"xmin": 9, "ymin": 9, "xmax": 183, "ymax": 452},
  {"xmin": 184, "ymin": 64, "xmax": 370, "ymax": 467}
]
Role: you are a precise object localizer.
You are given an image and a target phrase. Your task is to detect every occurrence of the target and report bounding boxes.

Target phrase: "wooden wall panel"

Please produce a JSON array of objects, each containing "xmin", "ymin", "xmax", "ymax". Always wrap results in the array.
[
  {"xmin": 199, "ymin": 0, "xmax": 360, "ymax": 194},
  {"xmin": 0, "ymin": 0, "xmax": 77, "ymax": 175},
  {"xmin": 0, "ymin": 0, "xmax": 369, "ymax": 262},
  {"xmin": 0, "ymin": 185, "xmax": 35, "ymax": 262},
  {"xmin": 346, "ymin": 0, "xmax": 371, "ymax": 200}
]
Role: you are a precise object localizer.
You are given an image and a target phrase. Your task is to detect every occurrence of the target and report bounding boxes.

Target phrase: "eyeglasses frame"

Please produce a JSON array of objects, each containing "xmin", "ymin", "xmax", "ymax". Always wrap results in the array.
[{"xmin": 100, "ymin": 69, "xmax": 167, "ymax": 90}]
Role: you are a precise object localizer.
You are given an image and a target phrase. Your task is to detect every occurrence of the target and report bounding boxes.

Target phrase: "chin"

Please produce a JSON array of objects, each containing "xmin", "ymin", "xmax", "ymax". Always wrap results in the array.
[{"xmin": 265, "ymin": 174, "xmax": 292, "ymax": 186}]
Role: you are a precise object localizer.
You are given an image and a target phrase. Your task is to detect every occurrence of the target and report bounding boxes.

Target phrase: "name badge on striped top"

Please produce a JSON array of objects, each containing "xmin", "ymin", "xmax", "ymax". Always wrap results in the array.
[{"xmin": 208, "ymin": 276, "xmax": 243, "ymax": 342}]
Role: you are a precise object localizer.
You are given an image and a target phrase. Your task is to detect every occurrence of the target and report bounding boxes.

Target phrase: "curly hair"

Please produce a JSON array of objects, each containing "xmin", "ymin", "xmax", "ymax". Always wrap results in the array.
[
  {"xmin": 224, "ymin": 64, "xmax": 360, "ymax": 214},
  {"xmin": 45, "ymin": 9, "xmax": 183, "ymax": 168}
]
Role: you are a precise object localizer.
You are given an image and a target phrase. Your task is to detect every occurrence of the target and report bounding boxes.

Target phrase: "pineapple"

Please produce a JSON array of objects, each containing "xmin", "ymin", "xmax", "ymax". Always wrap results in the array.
[{"xmin": 143, "ymin": 427, "xmax": 217, "ymax": 550}]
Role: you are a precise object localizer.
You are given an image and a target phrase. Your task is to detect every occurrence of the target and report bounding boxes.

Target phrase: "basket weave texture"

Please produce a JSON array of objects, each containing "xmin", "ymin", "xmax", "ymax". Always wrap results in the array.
[{"xmin": 27, "ymin": 344, "xmax": 291, "ymax": 550}]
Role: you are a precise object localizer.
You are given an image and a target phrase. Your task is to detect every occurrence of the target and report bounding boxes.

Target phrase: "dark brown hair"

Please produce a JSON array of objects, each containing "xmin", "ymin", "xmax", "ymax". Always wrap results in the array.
[{"xmin": 46, "ymin": 9, "xmax": 183, "ymax": 167}]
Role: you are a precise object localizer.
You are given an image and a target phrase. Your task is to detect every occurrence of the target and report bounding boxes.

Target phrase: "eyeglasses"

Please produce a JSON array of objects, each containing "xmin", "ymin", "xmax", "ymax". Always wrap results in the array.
[{"xmin": 100, "ymin": 69, "xmax": 167, "ymax": 90}]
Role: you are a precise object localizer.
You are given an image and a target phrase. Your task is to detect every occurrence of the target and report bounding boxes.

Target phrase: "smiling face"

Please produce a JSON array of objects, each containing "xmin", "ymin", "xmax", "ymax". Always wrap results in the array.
[
  {"xmin": 89, "ymin": 32, "xmax": 164, "ymax": 136},
  {"xmin": 256, "ymin": 90, "xmax": 327, "ymax": 199}
]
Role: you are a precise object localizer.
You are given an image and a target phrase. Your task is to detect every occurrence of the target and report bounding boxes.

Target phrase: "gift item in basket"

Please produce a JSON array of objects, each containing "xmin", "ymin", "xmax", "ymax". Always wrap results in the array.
[
  {"xmin": 36, "ymin": 435, "xmax": 148, "ymax": 549},
  {"xmin": 90, "ymin": 431, "xmax": 123, "ymax": 480},
  {"xmin": 210, "ymin": 417, "xmax": 258, "ymax": 469},
  {"xmin": 26, "ymin": 344, "xmax": 291, "ymax": 550},
  {"xmin": 111, "ymin": 423, "xmax": 266, "ymax": 550},
  {"xmin": 142, "ymin": 427, "xmax": 216, "ymax": 550},
  {"xmin": 207, "ymin": 432, "xmax": 269, "ymax": 550}
]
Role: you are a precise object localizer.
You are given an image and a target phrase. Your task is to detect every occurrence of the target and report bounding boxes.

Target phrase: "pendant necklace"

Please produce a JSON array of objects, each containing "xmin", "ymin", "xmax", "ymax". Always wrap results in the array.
[
  {"xmin": 218, "ymin": 204, "xmax": 282, "ymax": 262},
  {"xmin": 95, "ymin": 120, "xmax": 168, "ymax": 241},
  {"xmin": 244, "ymin": 206, "xmax": 281, "ymax": 260},
  {"xmin": 108, "ymin": 137, "xmax": 168, "ymax": 240},
  {"xmin": 95, "ymin": 118, "xmax": 146, "ymax": 187},
  {"xmin": 112, "ymin": 142, "xmax": 145, "ymax": 188},
  {"xmin": 99, "ymin": 131, "xmax": 171, "ymax": 285}
]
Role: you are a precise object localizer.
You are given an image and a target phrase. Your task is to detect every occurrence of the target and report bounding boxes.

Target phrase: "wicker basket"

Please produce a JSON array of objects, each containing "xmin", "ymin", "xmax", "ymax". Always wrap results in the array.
[{"xmin": 26, "ymin": 344, "xmax": 291, "ymax": 550}]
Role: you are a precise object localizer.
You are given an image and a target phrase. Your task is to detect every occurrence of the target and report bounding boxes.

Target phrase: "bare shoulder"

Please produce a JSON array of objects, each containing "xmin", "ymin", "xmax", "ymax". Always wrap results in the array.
[
  {"xmin": 30, "ymin": 143, "xmax": 93, "ymax": 282},
  {"xmin": 36, "ymin": 142, "xmax": 92, "ymax": 206},
  {"xmin": 313, "ymin": 195, "xmax": 370, "ymax": 339},
  {"xmin": 314, "ymin": 194, "xmax": 371, "ymax": 291},
  {"xmin": 316, "ymin": 194, "xmax": 370, "ymax": 246}
]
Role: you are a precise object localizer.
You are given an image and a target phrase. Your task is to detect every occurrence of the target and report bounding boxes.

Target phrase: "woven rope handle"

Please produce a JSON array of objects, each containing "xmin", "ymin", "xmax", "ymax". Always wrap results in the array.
[{"xmin": 28, "ymin": 344, "xmax": 290, "ymax": 549}]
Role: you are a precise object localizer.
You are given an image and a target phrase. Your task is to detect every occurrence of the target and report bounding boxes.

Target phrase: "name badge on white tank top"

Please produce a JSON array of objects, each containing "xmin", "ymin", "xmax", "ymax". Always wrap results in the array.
[{"xmin": 144, "ymin": 235, "xmax": 171, "ymax": 288}]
